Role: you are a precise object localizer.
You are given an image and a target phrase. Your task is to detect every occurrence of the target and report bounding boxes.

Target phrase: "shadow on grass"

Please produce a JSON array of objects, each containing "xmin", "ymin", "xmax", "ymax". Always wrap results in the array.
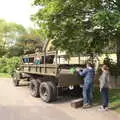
[{"xmin": 110, "ymin": 104, "xmax": 120, "ymax": 110}]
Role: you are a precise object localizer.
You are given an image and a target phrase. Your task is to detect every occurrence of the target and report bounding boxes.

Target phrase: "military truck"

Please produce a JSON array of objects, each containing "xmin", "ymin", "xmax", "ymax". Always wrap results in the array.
[{"xmin": 12, "ymin": 40, "xmax": 84, "ymax": 103}]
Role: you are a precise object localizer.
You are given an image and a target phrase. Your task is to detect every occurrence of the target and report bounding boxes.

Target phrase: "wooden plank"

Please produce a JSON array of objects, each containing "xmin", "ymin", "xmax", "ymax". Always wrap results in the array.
[{"xmin": 70, "ymin": 98, "xmax": 83, "ymax": 108}]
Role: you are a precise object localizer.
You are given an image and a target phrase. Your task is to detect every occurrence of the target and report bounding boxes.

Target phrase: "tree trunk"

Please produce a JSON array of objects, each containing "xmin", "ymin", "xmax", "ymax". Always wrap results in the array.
[{"xmin": 116, "ymin": 39, "xmax": 120, "ymax": 67}]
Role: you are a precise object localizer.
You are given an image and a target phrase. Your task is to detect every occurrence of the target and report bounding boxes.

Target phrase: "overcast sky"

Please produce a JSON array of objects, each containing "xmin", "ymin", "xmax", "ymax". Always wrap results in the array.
[{"xmin": 0, "ymin": 0, "xmax": 38, "ymax": 27}]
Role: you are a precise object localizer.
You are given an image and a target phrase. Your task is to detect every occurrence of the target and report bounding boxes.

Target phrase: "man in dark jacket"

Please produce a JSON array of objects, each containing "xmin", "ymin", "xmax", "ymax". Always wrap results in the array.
[{"xmin": 77, "ymin": 63, "xmax": 95, "ymax": 108}]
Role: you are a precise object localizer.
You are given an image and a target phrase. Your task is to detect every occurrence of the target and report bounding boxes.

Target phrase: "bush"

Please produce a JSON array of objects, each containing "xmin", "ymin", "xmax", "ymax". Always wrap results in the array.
[
  {"xmin": 103, "ymin": 56, "xmax": 120, "ymax": 76},
  {"xmin": 0, "ymin": 57, "xmax": 20, "ymax": 75},
  {"xmin": 109, "ymin": 63, "xmax": 120, "ymax": 76}
]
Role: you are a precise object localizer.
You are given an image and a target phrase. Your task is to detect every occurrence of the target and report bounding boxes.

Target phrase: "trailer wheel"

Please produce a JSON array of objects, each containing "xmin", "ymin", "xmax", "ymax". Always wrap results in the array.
[
  {"xmin": 39, "ymin": 82, "xmax": 54, "ymax": 103},
  {"xmin": 29, "ymin": 79, "xmax": 40, "ymax": 97},
  {"xmin": 13, "ymin": 72, "xmax": 20, "ymax": 86}
]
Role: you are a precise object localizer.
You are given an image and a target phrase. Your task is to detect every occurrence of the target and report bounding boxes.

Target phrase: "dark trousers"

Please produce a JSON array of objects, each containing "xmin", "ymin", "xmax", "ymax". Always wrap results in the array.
[{"xmin": 101, "ymin": 87, "xmax": 109, "ymax": 108}]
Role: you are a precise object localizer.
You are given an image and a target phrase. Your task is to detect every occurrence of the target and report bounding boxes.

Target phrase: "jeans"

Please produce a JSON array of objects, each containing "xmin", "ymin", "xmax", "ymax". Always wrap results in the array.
[
  {"xmin": 101, "ymin": 87, "xmax": 109, "ymax": 108},
  {"xmin": 83, "ymin": 82, "xmax": 93, "ymax": 105}
]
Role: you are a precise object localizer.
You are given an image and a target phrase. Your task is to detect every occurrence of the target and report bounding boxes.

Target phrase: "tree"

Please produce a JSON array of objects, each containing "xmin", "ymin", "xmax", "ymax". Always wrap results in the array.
[
  {"xmin": 32, "ymin": 0, "xmax": 104, "ymax": 54},
  {"xmin": 91, "ymin": 0, "xmax": 120, "ymax": 66},
  {"xmin": 0, "ymin": 19, "xmax": 43, "ymax": 57},
  {"xmin": 0, "ymin": 19, "xmax": 26, "ymax": 57},
  {"xmin": 0, "ymin": 19, "xmax": 26, "ymax": 47},
  {"xmin": 9, "ymin": 28, "xmax": 44, "ymax": 56},
  {"xmin": 32, "ymin": 0, "xmax": 120, "ymax": 66},
  {"xmin": 0, "ymin": 19, "xmax": 8, "ymax": 56}
]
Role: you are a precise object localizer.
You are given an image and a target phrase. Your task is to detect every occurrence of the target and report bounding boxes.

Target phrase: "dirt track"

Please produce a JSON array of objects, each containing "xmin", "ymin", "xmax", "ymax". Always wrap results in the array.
[{"xmin": 0, "ymin": 78, "xmax": 120, "ymax": 120}]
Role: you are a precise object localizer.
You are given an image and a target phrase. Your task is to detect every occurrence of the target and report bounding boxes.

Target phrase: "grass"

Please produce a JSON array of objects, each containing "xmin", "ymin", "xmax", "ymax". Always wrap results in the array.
[
  {"xmin": 0, "ymin": 73, "xmax": 11, "ymax": 78},
  {"xmin": 93, "ymin": 87, "xmax": 120, "ymax": 113},
  {"xmin": 109, "ymin": 89, "xmax": 120, "ymax": 112}
]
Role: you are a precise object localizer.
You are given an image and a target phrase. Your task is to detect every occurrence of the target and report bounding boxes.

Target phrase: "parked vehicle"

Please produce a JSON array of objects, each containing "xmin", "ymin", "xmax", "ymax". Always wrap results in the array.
[{"xmin": 12, "ymin": 40, "xmax": 84, "ymax": 103}]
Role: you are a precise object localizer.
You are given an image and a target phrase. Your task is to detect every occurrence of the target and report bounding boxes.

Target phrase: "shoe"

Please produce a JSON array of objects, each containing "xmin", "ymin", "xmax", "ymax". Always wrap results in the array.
[
  {"xmin": 83, "ymin": 104, "xmax": 91, "ymax": 109},
  {"xmin": 98, "ymin": 106, "xmax": 107, "ymax": 111},
  {"xmin": 83, "ymin": 104, "xmax": 88, "ymax": 108}
]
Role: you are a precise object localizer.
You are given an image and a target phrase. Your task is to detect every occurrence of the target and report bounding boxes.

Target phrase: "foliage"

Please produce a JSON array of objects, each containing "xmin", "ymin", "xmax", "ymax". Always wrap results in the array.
[
  {"xmin": 0, "ymin": 19, "xmax": 44, "ymax": 57},
  {"xmin": 0, "ymin": 57, "xmax": 20, "ymax": 75},
  {"xmin": 0, "ymin": 19, "xmax": 26, "ymax": 47},
  {"xmin": 109, "ymin": 63, "xmax": 120, "ymax": 76},
  {"xmin": 32, "ymin": 0, "xmax": 120, "ymax": 65},
  {"xmin": 12, "ymin": 28, "xmax": 44, "ymax": 55},
  {"xmin": 102, "ymin": 55, "xmax": 120, "ymax": 76},
  {"xmin": 32, "ymin": 0, "xmax": 103, "ymax": 55},
  {"xmin": 91, "ymin": 0, "xmax": 120, "ymax": 65},
  {"xmin": 0, "ymin": 19, "xmax": 26, "ymax": 57}
]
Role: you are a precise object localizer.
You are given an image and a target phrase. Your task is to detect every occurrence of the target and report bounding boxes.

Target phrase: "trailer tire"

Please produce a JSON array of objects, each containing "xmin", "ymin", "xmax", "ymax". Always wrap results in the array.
[
  {"xmin": 39, "ymin": 82, "xmax": 54, "ymax": 103},
  {"xmin": 29, "ymin": 79, "xmax": 40, "ymax": 97}
]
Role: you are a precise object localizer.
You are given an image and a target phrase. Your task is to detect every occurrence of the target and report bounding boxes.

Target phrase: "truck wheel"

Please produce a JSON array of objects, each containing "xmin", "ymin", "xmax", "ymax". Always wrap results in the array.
[
  {"xmin": 29, "ymin": 79, "xmax": 40, "ymax": 97},
  {"xmin": 13, "ymin": 72, "xmax": 20, "ymax": 86},
  {"xmin": 39, "ymin": 82, "xmax": 54, "ymax": 103},
  {"xmin": 47, "ymin": 81, "xmax": 57, "ymax": 101}
]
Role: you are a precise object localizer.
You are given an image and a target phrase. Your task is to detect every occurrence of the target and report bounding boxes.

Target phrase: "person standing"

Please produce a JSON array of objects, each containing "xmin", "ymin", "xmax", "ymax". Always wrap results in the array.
[
  {"xmin": 77, "ymin": 63, "xmax": 95, "ymax": 108},
  {"xmin": 99, "ymin": 65, "xmax": 111, "ymax": 111}
]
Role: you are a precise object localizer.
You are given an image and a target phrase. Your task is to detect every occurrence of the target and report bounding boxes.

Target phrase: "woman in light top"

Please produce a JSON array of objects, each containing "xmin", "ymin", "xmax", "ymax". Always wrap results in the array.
[{"xmin": 99, "ymin": 65, "xmax": 111, "ymax": 111}]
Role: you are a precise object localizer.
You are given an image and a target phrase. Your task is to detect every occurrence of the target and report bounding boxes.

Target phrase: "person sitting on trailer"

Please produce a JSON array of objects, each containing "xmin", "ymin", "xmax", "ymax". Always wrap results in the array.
[{"xmin": 34, "ymin": 54, "xmax": 41, "ymax": 65}]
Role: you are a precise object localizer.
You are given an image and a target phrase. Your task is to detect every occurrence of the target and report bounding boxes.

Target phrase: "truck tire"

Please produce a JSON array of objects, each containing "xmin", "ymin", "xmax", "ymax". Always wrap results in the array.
[
  {"xmin": 12, "ymin": 72, "xmax": 20, "ymax": 86},
  {"xmin": 39, "ymin": 82, "xmax": 54, "ymax": 103},
  {"xmin": 29, "ymin": 79, "xmax": 40, "ymax": 97},
  {"xmin": 47, "ymin": 81, "xmax": 57, "ymax": 101}
]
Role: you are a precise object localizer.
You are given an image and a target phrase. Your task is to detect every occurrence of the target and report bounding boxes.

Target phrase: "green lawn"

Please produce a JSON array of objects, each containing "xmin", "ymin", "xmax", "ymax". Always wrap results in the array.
[
  {"xmin": 0, "ymin": 73, "xmax": 11, "ymax": 78},
  {"xmin": 109, "ymin": 89, "xmax": 120, "ymax": 112},
  {"xmin": 93, "ymin": 87, "xmax": 120, "ymax": 113}
]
